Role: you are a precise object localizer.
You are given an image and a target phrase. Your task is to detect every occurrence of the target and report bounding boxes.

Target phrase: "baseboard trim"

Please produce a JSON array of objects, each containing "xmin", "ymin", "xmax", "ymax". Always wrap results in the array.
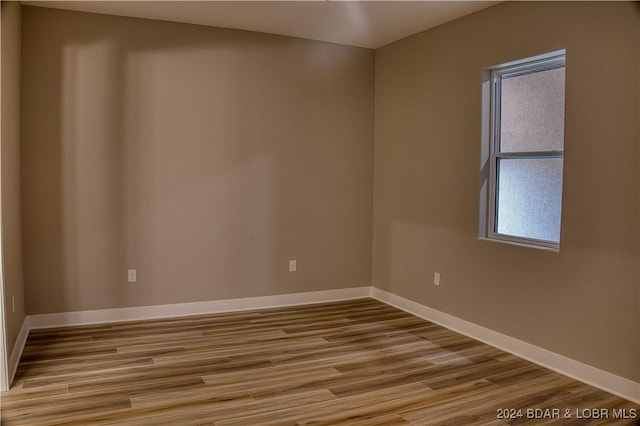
[
  {"xmin": 7, "ymin": 317, "xmax": 29, "ymax": 387},
  {"xmin": 11, "ymin": 286, "xmax": 639, "ymax": 404},
  {"xmin": 371, "ymin": 287, "xmax": 640, "ymax": 404},
  {"xmin": 27, "ymin": 286, "xmax": 372, "ymax": 329}
]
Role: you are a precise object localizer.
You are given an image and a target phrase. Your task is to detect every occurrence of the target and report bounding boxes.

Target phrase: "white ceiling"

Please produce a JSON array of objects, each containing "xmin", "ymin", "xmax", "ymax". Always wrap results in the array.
[{"xmin": 22, "ymin": 1, "xmax": 500, "ymax": 49}]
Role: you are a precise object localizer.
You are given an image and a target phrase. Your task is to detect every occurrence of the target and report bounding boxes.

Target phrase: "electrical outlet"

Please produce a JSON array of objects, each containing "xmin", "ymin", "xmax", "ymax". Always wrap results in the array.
[
  {"xmin": 434, "ymin": 272, "xmax": 440, "ymax": 286},
  {"xmin": 128, "ymin": 269, "xmax": 137, "ymax": 283},
  {"xmin": 289, "ymin": 260, "xmax": 297, "ymax": 272}
]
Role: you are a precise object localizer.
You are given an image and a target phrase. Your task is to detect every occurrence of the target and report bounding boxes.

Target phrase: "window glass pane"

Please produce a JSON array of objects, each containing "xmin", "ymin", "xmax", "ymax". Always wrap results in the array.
[
  {"xmin": 500, "ymin": 67, "xmax": 565, "ymax": 152},
  {"xmin": 496, "ymin": 158, "xmax": 563, "ymax": 242}
]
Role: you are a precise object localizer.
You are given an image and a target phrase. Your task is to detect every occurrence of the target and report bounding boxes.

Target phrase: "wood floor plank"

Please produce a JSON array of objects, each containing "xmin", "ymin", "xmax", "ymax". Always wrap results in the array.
[
  {"xmin": 215, "ymin": 383, "xmax": 432, "ymax": 426},
  {"xmin": 105, "ymin": 389, "xmax": 336, "ymax": 426},
  {"xmin": 145, "ymin": 365, "xmax": 342, "ymax": 404},
  {"xmin": 1, "ymin": 393, "xmax": 132, "ymax": 424},
  {"xmin": 400, "ymin": 374, "xmax": 578, "ymax": 422},
  {"xmin": 1, "ymin": 298, "xmax": 637, "ymax": 425}
]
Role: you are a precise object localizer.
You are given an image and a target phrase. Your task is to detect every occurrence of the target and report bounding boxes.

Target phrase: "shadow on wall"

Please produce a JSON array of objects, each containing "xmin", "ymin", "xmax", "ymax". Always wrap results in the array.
[{"xmin": 21, "ymin": 7, "xmax": 373, "ymax": 314}]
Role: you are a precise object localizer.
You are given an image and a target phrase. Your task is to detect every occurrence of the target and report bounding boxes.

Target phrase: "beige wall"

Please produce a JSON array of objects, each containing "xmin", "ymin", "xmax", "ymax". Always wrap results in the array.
[
  {"xmin": 1, "ymin": 1, "xmax": 26, "ymax": 360},
  {"xmin": 373, "ymin": 1, "xmax": 640, "ymax": 381},
  {"xmin": 21, "ymin": 7, "xmax": 374, "ymax": 314}
]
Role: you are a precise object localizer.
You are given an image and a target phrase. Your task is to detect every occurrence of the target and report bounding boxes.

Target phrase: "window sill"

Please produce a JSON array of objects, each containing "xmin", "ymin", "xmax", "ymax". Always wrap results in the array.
[{"xmin": 478, "ymin": 236, "xmax": 560, "ymax": 253}]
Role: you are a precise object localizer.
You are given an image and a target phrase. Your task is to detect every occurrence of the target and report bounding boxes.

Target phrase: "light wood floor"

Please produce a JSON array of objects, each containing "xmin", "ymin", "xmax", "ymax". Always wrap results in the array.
[{"xmin": 1, "ymin": 298, "xmax": 638, "ymax": 425}]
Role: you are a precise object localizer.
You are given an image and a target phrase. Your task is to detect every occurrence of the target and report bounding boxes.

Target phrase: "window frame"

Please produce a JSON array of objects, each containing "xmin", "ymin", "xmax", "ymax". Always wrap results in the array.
[{"xmin": 484, "ymin": 51, "xmax": 566, "ymax": 251}]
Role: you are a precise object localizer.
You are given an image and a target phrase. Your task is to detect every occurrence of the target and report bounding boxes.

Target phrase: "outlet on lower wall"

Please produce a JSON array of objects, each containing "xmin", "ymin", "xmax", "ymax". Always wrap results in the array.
[
  {"xmin": 289, "ymin": 260, "xmax": 297, "ymax": 272},
  {"xmin": 128, "ymin": 269, "xmax": 137, "ymax": 283},
  {"xmin": 434, "ymin": 272, "xmax": 440, "ymax": 286}
]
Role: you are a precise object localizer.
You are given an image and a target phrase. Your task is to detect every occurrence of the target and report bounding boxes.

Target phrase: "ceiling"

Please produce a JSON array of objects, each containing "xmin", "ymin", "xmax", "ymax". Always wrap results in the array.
[{"xmin": 22, "ymin": 1, "xmax": 500, "ymax": 49}]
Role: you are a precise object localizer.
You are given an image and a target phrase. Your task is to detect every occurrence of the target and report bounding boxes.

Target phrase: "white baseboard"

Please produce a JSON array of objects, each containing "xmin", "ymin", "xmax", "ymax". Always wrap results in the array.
[
  {"xmin": 8, "ymin": 317, "xmax": 29, "ymax": 387},
  {"xmin": 371, "ymin": 287, "xmax": 640, "ymax": 404},
  {"xmin": 27, "ymin": 286, "xmax": 372, "ymax": 329}
]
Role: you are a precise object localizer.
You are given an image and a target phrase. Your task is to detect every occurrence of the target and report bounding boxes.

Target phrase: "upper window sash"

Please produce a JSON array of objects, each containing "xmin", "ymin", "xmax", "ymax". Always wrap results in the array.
[{"xmin": 490, "ymin": 53, "xmax": 566, "ymax": 157}]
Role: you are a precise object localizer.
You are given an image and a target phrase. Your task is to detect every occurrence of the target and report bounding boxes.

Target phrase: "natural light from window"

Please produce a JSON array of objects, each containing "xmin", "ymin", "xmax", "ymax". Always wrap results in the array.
[{"xmin": 481, "ymin": 50, "xmax": 566, "ymax": 250}]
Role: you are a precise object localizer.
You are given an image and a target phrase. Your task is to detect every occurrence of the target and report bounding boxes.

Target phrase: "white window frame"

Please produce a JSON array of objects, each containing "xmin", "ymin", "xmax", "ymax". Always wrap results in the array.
[{"xmin": 481, "ymin": 50, "xmax": 566, "ymax": 251}]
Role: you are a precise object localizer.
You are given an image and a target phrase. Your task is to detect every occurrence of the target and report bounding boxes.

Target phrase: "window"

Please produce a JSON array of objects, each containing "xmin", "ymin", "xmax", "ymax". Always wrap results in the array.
[{"xmin": 480, "ymin": 51, "xmax": 566, "ymax": 250}]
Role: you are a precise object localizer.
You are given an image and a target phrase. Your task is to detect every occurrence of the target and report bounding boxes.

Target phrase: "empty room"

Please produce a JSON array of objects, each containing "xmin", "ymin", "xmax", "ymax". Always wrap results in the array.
[{"xmin": 1, "ymin": 0, "xmax": 639, "ymax": 424}]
